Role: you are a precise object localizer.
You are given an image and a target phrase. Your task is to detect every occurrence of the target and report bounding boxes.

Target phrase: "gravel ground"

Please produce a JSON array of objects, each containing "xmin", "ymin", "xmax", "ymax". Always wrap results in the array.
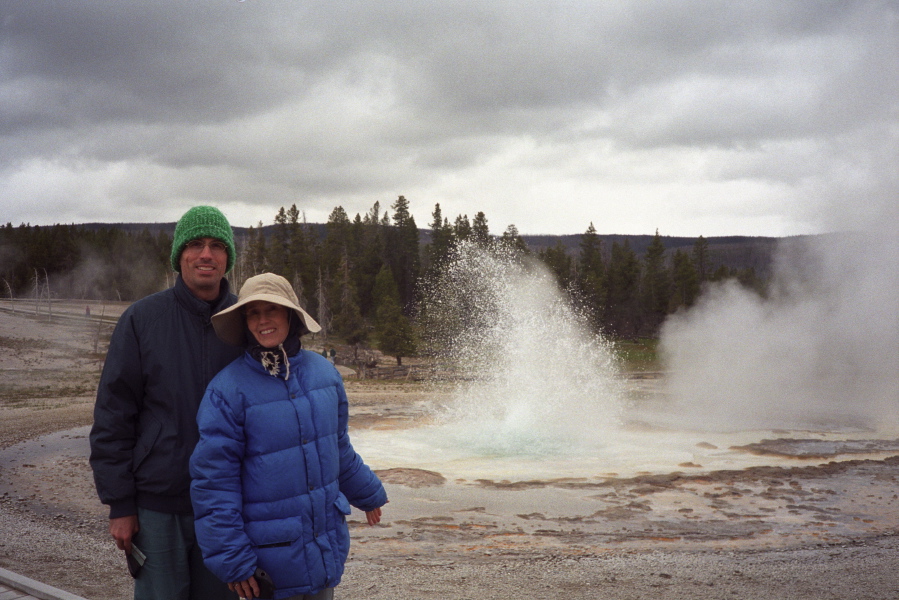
[
  {"xmin": 2, "ymin": 468, "xmax": 899, "ymax": 600},
  {"xmin": 341, "ymin": 538, "xmax": 899, "ymax": 600},
  {"xmin": 2, "ymin": 305, "xmax": 899, "ymax": 599}
]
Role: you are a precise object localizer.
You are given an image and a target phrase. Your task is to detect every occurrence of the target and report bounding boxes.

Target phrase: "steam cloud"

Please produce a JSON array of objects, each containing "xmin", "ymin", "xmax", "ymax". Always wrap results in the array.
[{"xmin": 661, "ymin": 224, "xmax": 899, "ymax": 432}]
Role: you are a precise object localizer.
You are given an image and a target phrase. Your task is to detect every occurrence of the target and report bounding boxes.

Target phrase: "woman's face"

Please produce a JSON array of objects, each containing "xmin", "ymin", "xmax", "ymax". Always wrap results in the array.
[{"xmin": 244, "ymin": 301, "xmax": 290, "ymax": 348}]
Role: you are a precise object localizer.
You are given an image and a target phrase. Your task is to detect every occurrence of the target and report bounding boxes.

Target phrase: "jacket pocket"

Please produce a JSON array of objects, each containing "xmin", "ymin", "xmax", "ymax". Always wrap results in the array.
[
  {"xmin": 257, "ymin": 540, "xmax": 292, "ymax": 549},
  {"xmin": 334, "ymin": 493, "xmax": 352, "ymax": 517},
  {"xmin": 132, "ymin": 415, "xmax": 162, "ymax": 471}
]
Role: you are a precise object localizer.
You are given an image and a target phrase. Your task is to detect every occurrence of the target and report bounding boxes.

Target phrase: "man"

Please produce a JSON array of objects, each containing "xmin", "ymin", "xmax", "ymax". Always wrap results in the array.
[{"xmin": 90, "ymin": 206, "xmax": 243, "ymax": 600}]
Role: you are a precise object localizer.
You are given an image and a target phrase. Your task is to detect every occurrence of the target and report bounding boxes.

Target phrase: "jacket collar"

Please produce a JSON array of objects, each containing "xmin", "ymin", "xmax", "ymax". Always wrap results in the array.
[
  {"xmin": 174, "ymin": 275, "xmax": 234, "ymax": 319},
  {"xmin": 243, "ymin": 347, "xmax": 304, "ymax": 378}
]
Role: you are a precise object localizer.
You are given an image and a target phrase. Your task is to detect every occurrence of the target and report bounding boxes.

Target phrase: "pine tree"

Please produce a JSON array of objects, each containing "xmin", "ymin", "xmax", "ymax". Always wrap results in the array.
[
  {"xmin": 605, "ymin": 240, "xmax": 641, "ymax": 338},
  {"xmin": 286, "ymin": 204, "xmax": 312, "ymax": 308},
  {"xmin": 246, "ymin": 222, "xmax": 267, "ymax": 276},
  {"xmin": 692, "ymin": 235, "xmax": 710, "ymax": 282},
  {"xmin": 576, "ymin": 222, "xmax": 606, "ymax": 328},
  {"xmin": 331, "ymin": 251, "xmax": 368, "ymax": 353},
  {"xmin": 269, "ymin": 206, "xmax": 289, "ymax": 276},
  {"xmin": 374, "ymin": 265, "xmax": 416, "ymax": 365},
  {"xmin": 233, "ymin": 228, "xmax": 252, "ymax": 285},
  {"xmin": 500, "ymin": 224, "xmax": 528, "ymax": 254},
  {"xmin": 316, "ymin": 266, "xmax": 330, "ymax": 338},
  {"xmin": 323, "ymin": 206, "xmax": 352, "ymax": 277},
  {"xmin": 471, "ymin": 211, "xmax": 490, "ymax": 246},
  {"xmin": 355, "ymin": 201, "xmax": 386, "ymax": 319},
  {"xmin": 670, "ymin": 249, "xmax": 700, "ymax": 309},
  {"xmin": 376, "ymin": 301, "xmax": 417, "ymax": 366},
  {"xmin": 426, "ymin": 203, "xmax": 456, "ymax": 277},
  {"xmin": 385, "ymin": 195, "xmax": 421, "ymax": 312},
  {"xmin": 453, "ymin": 214, "xmax": 472, "ymax": 241},
  {"xmin": 364, "ymin": 201, "xmax": 381, "ymax": 226},
  {"xmin": 538, "ymin": 241, "xmax": 573, "ymax": 289},
  {"xmin": 641, "ymin": 230, "xmax": 670, "ymax": 331},
  {"xmin": 710, "ymin": 264, "xmax": 731, "ymax": 281}
]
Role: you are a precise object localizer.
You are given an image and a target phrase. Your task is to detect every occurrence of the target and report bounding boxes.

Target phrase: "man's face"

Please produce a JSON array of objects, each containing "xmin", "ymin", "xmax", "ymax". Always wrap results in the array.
[{"xmin": 178, "ymin": 237, "xmax": 228, "ymax": 300}]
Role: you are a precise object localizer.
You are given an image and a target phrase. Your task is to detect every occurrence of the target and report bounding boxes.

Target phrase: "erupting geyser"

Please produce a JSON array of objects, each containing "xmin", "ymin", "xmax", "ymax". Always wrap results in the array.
[
  {"xmin": 417, "ymin": 240, "xmax": 625, "ymax": 456},
  {"xmin": 352, "ymin": 240, "xmax": 638, "ymax": 480}
]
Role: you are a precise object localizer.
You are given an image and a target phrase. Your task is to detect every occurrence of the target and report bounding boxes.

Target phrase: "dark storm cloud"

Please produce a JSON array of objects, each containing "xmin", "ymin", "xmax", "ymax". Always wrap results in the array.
[
  {"xmin": 0, "ymin": 0, "xmax": 896, "ymax": 233},
  {"xmin": 2, "ymin": 3, "xmax": 299, "ymax": 127}
]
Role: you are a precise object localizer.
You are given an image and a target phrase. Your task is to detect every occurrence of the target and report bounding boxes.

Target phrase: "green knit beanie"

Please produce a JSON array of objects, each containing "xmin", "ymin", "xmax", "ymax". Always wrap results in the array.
[{"xmin": 170, "ymin": 206, "xmax": 236, "ymax": 273}]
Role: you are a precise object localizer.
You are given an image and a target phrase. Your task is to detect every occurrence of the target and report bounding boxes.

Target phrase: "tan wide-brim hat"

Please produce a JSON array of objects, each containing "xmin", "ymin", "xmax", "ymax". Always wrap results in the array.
[{"xmin": 212, "ymin": 273, "xmax": 321, "ymax": 346}]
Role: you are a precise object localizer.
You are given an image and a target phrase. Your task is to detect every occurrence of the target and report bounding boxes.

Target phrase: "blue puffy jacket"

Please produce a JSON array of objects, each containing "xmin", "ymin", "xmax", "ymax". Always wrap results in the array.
[{"xmin": 190, "ymin": 349, "xmax": 387, "ymax": 598}]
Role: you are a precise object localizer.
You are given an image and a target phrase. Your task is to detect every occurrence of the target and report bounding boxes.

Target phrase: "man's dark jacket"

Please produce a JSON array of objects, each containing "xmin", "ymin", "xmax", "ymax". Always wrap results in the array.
[{"xmin": 89, "ymin": 276, "xmax": 242, "ymax": 518}]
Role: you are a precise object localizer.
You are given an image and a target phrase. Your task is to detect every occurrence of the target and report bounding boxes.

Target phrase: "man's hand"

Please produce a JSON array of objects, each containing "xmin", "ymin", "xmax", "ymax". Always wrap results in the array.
[
  {"xmin": 109, "ymin": 515, "xmax": 140, "ymax": 554},
  {"xmin": 228, "ymin": 576, "xmax": 261, "ymax": 600}
]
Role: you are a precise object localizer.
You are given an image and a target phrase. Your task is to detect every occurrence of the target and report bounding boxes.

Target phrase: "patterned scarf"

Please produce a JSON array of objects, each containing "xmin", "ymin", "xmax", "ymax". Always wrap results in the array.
[{"xmin": 246, "ymin": 312, "xmax": 302, "ymax": 379}]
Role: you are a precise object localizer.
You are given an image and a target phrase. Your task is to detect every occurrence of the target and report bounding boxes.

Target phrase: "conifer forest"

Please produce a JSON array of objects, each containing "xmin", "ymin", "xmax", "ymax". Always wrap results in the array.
[{"xmin": 2, "ymin": 196, "xmax": 779, "ymax": 361}]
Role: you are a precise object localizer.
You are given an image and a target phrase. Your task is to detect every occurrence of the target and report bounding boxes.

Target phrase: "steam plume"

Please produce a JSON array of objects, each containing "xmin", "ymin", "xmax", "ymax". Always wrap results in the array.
[{"xmin": 661, "ymin": 227, "xmax": 899, "ymax": 432}]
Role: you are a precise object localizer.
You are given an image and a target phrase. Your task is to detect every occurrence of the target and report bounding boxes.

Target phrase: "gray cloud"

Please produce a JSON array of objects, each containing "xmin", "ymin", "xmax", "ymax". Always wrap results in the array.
[{"xmin": 0, "ymin": 0, "xmax": 896, "ymax": 234}]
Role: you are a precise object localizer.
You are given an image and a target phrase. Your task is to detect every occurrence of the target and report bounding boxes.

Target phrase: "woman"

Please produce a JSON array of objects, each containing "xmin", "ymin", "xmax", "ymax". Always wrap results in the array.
[{"xmin": 190, "ymin": 273, "xmax": 387, "ymax": 600}]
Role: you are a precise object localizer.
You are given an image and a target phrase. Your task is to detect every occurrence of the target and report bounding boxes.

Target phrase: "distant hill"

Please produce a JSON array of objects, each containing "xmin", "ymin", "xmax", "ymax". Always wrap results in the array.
[
  {"xmin": 77, "ymin": 222, "xmax": 796, "ymax": 279},
  {"xmin": 522, "ymin": 233, "xmax": 786, "ymax": 278}
]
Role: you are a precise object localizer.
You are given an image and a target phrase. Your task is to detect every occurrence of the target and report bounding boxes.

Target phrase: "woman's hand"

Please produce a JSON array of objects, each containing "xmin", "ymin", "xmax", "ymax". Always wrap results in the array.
[
  {"xmin": 366, "ymin": 507, "xmax": 382, "ymax": 526},
  {"xmin": 228, "ymin": 575, "xmax": 260, "ymax": 600}
]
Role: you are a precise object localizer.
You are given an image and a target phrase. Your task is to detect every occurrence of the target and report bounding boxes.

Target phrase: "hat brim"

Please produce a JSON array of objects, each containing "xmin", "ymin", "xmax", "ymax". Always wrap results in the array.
[{"xmin": 212, "ymin": 292, "xmax": 322, "ymax": 346}]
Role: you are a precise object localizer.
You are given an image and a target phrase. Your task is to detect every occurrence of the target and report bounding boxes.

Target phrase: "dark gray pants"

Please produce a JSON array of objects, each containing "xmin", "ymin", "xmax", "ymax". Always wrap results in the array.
[{"xmin": 133, "ymin": 507, "xmax": 237, "ymax": 600}]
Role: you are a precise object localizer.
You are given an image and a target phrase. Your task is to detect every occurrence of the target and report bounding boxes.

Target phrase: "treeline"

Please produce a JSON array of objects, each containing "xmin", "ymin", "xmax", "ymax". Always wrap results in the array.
[
  {"xmin": 223, "ymin": 197, "xmax": 768, "ymax": 345},
  {"xmin": 1, "ymin": 196, "xmax": 768, "ymax": 360},
  {"xmin": 0, "ymin": 223, "xmax": 172, "ymax": 302},
  {"xmin": 534, "ymin": 226, "xmax": 765, "ymax": 338}
]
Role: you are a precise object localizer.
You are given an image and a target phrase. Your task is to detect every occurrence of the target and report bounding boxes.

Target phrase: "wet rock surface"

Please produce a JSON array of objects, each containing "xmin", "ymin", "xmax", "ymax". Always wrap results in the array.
[
  {"xmin": 2, "ymin": 306, "xmax": 899, "ymax": 599},
  {"xmin": 734, "ymin": 437, "xmax": 899, "ymax": 458}
]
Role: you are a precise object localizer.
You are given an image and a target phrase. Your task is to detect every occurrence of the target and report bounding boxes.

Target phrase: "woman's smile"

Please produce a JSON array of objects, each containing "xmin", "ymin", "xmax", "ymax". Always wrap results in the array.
[{"xmin": 244, "ymin": 301, "xmax": 290, "ymax": 348}]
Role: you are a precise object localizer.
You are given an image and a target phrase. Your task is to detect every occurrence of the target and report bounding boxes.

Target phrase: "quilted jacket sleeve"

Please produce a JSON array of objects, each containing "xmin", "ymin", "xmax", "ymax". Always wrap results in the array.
[
  {"xmin": 190, "ymin": 382, "xmax": 257, "ymax": 585},
  {"xmin": 334, "ymin": 380, "xmax": 388, "ymax": 512}
]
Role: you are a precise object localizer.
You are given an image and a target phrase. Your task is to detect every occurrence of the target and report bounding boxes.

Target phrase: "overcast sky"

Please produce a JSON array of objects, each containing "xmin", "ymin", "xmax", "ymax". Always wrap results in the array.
[{"xmin": 1, "ymin": 1, "xmax": 896, "ymax": 237}]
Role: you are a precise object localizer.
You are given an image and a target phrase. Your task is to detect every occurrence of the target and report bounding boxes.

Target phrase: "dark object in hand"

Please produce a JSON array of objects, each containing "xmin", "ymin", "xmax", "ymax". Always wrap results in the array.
[
  {"xmin": 127, "ymin": 545, "xmax": 146, "ymax": 578},
  {"xmin": 255, "ymin": 567, "xmax": 275, "ymax": 599}
]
